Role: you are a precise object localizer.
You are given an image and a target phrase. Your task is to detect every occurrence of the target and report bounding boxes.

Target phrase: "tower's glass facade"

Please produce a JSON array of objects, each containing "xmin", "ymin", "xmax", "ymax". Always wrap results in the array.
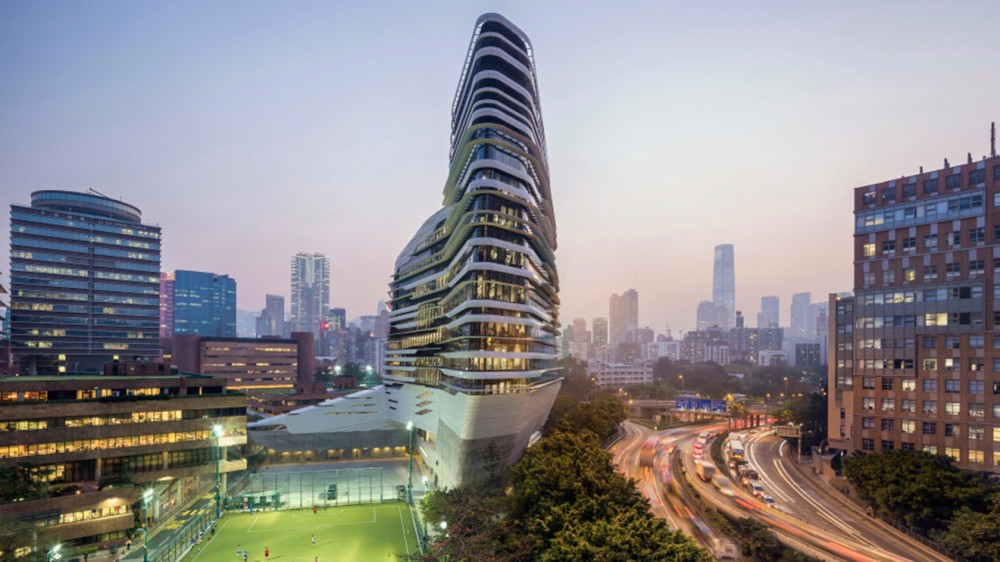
[
  {"xmin": 385, "ymin": 13, "xmax": 560, "ymax": 486},
  {"xmin": 172, "ymin": 270, "xmax": 237, "ymax": 337},
  {"xmin": 9, "ymin": 191, "xmax": 161, "ymax": 374}
]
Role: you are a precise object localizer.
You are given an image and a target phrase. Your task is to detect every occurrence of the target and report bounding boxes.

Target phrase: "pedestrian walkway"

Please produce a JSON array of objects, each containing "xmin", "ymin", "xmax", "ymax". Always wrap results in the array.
[{"xmin": 120, "ymin": 494, "xmax": 215, "ymax": 562}]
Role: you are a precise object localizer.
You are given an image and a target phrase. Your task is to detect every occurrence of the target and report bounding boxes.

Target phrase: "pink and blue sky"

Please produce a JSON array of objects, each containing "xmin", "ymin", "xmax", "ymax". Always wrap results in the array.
[{"xmin": 2, "ymin": 1, "xmax": 999, "ymax": 332}]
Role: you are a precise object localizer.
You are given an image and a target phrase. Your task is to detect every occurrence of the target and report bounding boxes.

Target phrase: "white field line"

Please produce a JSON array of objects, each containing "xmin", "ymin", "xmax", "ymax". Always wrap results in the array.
[{"xmin": 398, "ymin": 506, "xmax": 410, "ymax": 554}]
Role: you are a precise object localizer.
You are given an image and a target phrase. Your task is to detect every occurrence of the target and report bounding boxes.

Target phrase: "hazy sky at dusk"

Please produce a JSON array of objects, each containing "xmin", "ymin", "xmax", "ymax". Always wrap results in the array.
[{"xmin": 3, "ymin": 1, "xmax": 999, "ymax": 333}]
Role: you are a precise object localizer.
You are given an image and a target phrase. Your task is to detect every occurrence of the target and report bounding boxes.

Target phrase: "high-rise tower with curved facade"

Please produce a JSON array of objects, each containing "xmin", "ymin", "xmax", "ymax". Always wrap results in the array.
[
  {"xmin": 248, "ymin": 13, "xmax": 560, "ymax": 489},
  {"xmin": 384, "ymin": 13, "xmax": 560, "ymax": 486}
]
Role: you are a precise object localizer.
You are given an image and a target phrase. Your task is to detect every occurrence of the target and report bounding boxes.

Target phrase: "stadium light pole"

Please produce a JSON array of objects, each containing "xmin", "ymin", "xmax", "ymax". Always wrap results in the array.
[
  {"xmin": 141, "ymin": 488, "xmax": 153, "ymax": 562},
  {"xmin": 213, "ymin": 424, "xmax": 224, "ymax": 519},
  {"xmin": 406, "ymin": 421, "xmax": 414, "ymax": 504}
]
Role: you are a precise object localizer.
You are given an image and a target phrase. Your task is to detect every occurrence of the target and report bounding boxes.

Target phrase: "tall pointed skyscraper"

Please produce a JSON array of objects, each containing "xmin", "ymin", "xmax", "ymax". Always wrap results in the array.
[
  {"xmin": 248, "ymin": 13, "xmax": 559, "ymax": 490},
  {"xmin": 712, "ymin": 243, "xmax": 736, "ymax": 330},
  {"xmin": 384, "ymin": 13, "xmax": 560, "ymax": 486}
]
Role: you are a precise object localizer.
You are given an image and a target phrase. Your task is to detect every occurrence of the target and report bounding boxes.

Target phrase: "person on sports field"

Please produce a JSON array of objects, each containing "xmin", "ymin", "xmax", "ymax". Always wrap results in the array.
[
  {"xmin": 311, "ymin": 534, "xmax": 316, "ymax": 545},
  {"xmin": 264, "ymin": 546, "xmax": 269, "ymax": 559}
]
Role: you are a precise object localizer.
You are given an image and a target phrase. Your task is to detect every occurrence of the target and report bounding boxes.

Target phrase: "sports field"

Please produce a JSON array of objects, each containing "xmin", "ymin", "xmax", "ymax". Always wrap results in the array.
[{"xmin": 180, "ymin": 502, "xmax": 420, "ymax": 562}]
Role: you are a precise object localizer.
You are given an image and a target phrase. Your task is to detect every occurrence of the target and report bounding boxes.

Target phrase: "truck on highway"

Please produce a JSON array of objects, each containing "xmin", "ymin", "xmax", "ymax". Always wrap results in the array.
[
  {"xmin": 639, "ymin": 436, "xmax": 658, "ymax": 467},
  {"xmin": 695, "ymin": 460, "xmax": 715, "ymax": 482}
]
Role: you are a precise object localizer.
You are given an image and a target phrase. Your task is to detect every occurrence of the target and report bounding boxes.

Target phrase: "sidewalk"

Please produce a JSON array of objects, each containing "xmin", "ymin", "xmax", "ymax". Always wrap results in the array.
[{"xmin": 119, "ymin": 494, "xmax": 215, "ymax": 562}]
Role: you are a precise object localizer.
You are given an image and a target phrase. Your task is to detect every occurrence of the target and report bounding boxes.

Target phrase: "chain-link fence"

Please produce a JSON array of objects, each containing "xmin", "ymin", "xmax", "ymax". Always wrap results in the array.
[
  {"xmin": 231, "ymin": 467, "xmax": 398, "ymax": 511},
  {"xmin": 121, "ymin": 505, "xmax": 214, "ymax": 562}
]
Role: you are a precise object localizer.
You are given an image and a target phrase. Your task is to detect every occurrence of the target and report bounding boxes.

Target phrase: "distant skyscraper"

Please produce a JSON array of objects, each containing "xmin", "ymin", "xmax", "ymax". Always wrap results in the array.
[
  {"xmin": 592, "ymin": 318, "xmax": 608, "ymax": 346},
  {"xmin": 10, "ymin": 190, "xmax": 161, "ymax": 374},
  {"xmin": 571, "ymin": 318, "xmax": 590, "ymax": 344},
  {"xmin": 328, "ymin": 307, "xmax": 347, "ymax": 330},
  {"xmin": 712, "ymin": 243, "xmax": 736, "ymax": 330},
  {"xmin": 160, "ymin": 272, "xmax": 175, "ymax": 338},
  {"xmin": 172, "ymin": 270, "xmax": 237, "ymax": 337},
  {"xmin": 807, "ymin": 301, "xmax": 828, "ymax": 340},
  {"xmin": 256, "ymin": 294, "xmax": 285, "ymax": 337},
  {"xmin": 696, "ymin": 300, "xmax": 725, "ymax": 331},
  {"xmin": 609, "ymin": 289, "xmax": 639, "ymax": 350},
  {"xmin": 757, "ymin": 295, "xmax": 779, "ymax": 328},
  {"xmin": 290, "ymin": 252, "xmax": 330, "ymax": 337},
  {"xmin": 790, "ymin": 292, "xmax": 811, "ymax": 338}
]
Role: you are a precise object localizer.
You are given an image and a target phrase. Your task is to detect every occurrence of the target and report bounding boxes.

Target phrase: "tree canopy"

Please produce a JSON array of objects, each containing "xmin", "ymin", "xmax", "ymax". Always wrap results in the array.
[
  {"xmin": 842, "ymin": 449, "xmax": 991, "ymax": 532},
  {"xmin": 773, "ymin": 392, "xmax": 827, "ymax": 450},
  {"xmin": 935, "ymin": 495, "xmax": 1000, "ymax": 562},
  {"xmin": 420, "ymin": 394, "xmax": 708, "ymax": 562}
]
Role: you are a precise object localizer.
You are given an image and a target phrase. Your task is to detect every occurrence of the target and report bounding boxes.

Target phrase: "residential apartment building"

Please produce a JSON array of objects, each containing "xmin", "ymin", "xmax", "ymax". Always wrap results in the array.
[
  {"xmin": 159, "ymin": 273, "xmax": 175, "ymax": 338},
  {"xmin": 828, "ymin": 145, "xmax": 1000, "ymax": 472},
  {"xmin": 0, "ymin": 374, "xmax": 246, "ymax": 551},
  {"xmin": 290, "ymin": 252, "xmax": 330, "ymax": 338}
]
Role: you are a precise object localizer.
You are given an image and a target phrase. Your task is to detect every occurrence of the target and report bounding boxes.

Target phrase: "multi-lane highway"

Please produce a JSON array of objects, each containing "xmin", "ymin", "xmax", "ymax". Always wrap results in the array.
[
  {"xmin": 610, "ymin": 421, "xmax": 737, "ymax": 559},
  {"xmin": 741, "ymin": 431, "xmax": 945, "ymax": 562},
  {"xmin": 610, "ymin": 421, "xmax": 949, "ymax": 562}
]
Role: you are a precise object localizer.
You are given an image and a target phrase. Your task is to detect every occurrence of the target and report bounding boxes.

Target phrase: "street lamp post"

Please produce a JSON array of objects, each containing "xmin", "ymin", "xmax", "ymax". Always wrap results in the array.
[
  {"xmin": 784, "ymin": 376, "xmax": 789, "ymax": 399},
  {"xmin": 678, "ymin": 374, "xmax": 684, "ymax": 392},
  {"xmin": 141, "ymin": 488, "xmax": 153, "ymax": 562},
  {"xmin": 213, "ymin": 425, "xmax": 224, "ymax": 519},
  {"xmin": 406, "ymin": 421, "xmax": 414, "ymax": 504}
]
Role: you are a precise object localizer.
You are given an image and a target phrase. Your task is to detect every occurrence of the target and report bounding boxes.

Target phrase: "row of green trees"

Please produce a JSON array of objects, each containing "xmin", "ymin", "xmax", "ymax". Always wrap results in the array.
[
  {"xmin": 843, "ymin": 449, "xmax": 1000, "ymax": 561},
  {"xmin": 418, "ymin": 395, "xmax": 711, "ymax": 561}
]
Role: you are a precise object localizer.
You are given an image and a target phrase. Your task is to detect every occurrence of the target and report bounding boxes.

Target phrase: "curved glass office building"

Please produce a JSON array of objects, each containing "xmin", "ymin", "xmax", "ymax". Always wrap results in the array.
[
  {"xmin": 9, "ymin": 190, "xmax": 161, "ymax": 374},
  {"xmin": 385, "ymin": 13, "xmax": 561, "ymax": 486}
]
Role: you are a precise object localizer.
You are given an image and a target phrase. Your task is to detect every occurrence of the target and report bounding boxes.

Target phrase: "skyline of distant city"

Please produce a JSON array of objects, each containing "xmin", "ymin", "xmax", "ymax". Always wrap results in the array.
[{"xmin": 3, "ymin": 1, "xmax": 1000, "ymax": 332}]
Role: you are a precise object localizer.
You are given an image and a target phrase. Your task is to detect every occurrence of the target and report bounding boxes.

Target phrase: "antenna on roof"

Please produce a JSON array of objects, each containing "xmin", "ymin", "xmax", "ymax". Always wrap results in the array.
[
  {"xmin": 919, "ymin": 166, "xmax": 923, "ymax": 174},
  {"xmin": 968, "ymin": 152, "xmax": 973, "ymax": 164},
  {"xmin": 88, "ymin": 187, "xmax": 110, "ymax": 199},
  {"xmin": 944, "ymin": 158, "xmax": 950, "ymax": 169},
  {"xmin": 992, "ymin": 122, "xmax": 996, "ymax": 157}
]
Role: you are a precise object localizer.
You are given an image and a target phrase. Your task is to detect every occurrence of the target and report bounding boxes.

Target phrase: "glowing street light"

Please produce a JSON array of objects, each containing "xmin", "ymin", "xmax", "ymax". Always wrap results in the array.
[
  {"xmin": 141, "ymin": 488, "xmax": 154, "ymax": 562},
  {"xmin": 213, "ymin": 424, "xmax": 224, "ymax": 519},
  {"xmin": 46, "ymin": 544, "xmax": 61, "ymax": 561},
  {"xmin": 406, "ymin": 421, "xmax": 415, "ymax": 504}
]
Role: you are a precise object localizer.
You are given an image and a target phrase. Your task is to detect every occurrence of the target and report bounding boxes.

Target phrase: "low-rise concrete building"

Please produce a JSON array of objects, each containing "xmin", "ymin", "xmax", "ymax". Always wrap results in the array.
[{"xmin": 0, "ymin": 374, "xmax": 246, "ymax": 552}]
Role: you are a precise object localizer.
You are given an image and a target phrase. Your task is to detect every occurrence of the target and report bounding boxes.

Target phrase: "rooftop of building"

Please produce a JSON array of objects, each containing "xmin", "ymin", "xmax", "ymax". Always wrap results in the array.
[
  {"xmin": 26, "ymin": 189, "xmax": 145, "ymax": 224},
  {"xmin": 853, "ymin": 138, "xmax": 999, "ymax": 195}
]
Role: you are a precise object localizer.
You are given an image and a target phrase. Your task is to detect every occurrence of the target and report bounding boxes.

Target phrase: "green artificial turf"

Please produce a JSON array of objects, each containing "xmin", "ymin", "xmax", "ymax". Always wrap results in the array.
[{"xmin": 180, "ymin": 502, "xmax": 419, "ymax": 562}]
